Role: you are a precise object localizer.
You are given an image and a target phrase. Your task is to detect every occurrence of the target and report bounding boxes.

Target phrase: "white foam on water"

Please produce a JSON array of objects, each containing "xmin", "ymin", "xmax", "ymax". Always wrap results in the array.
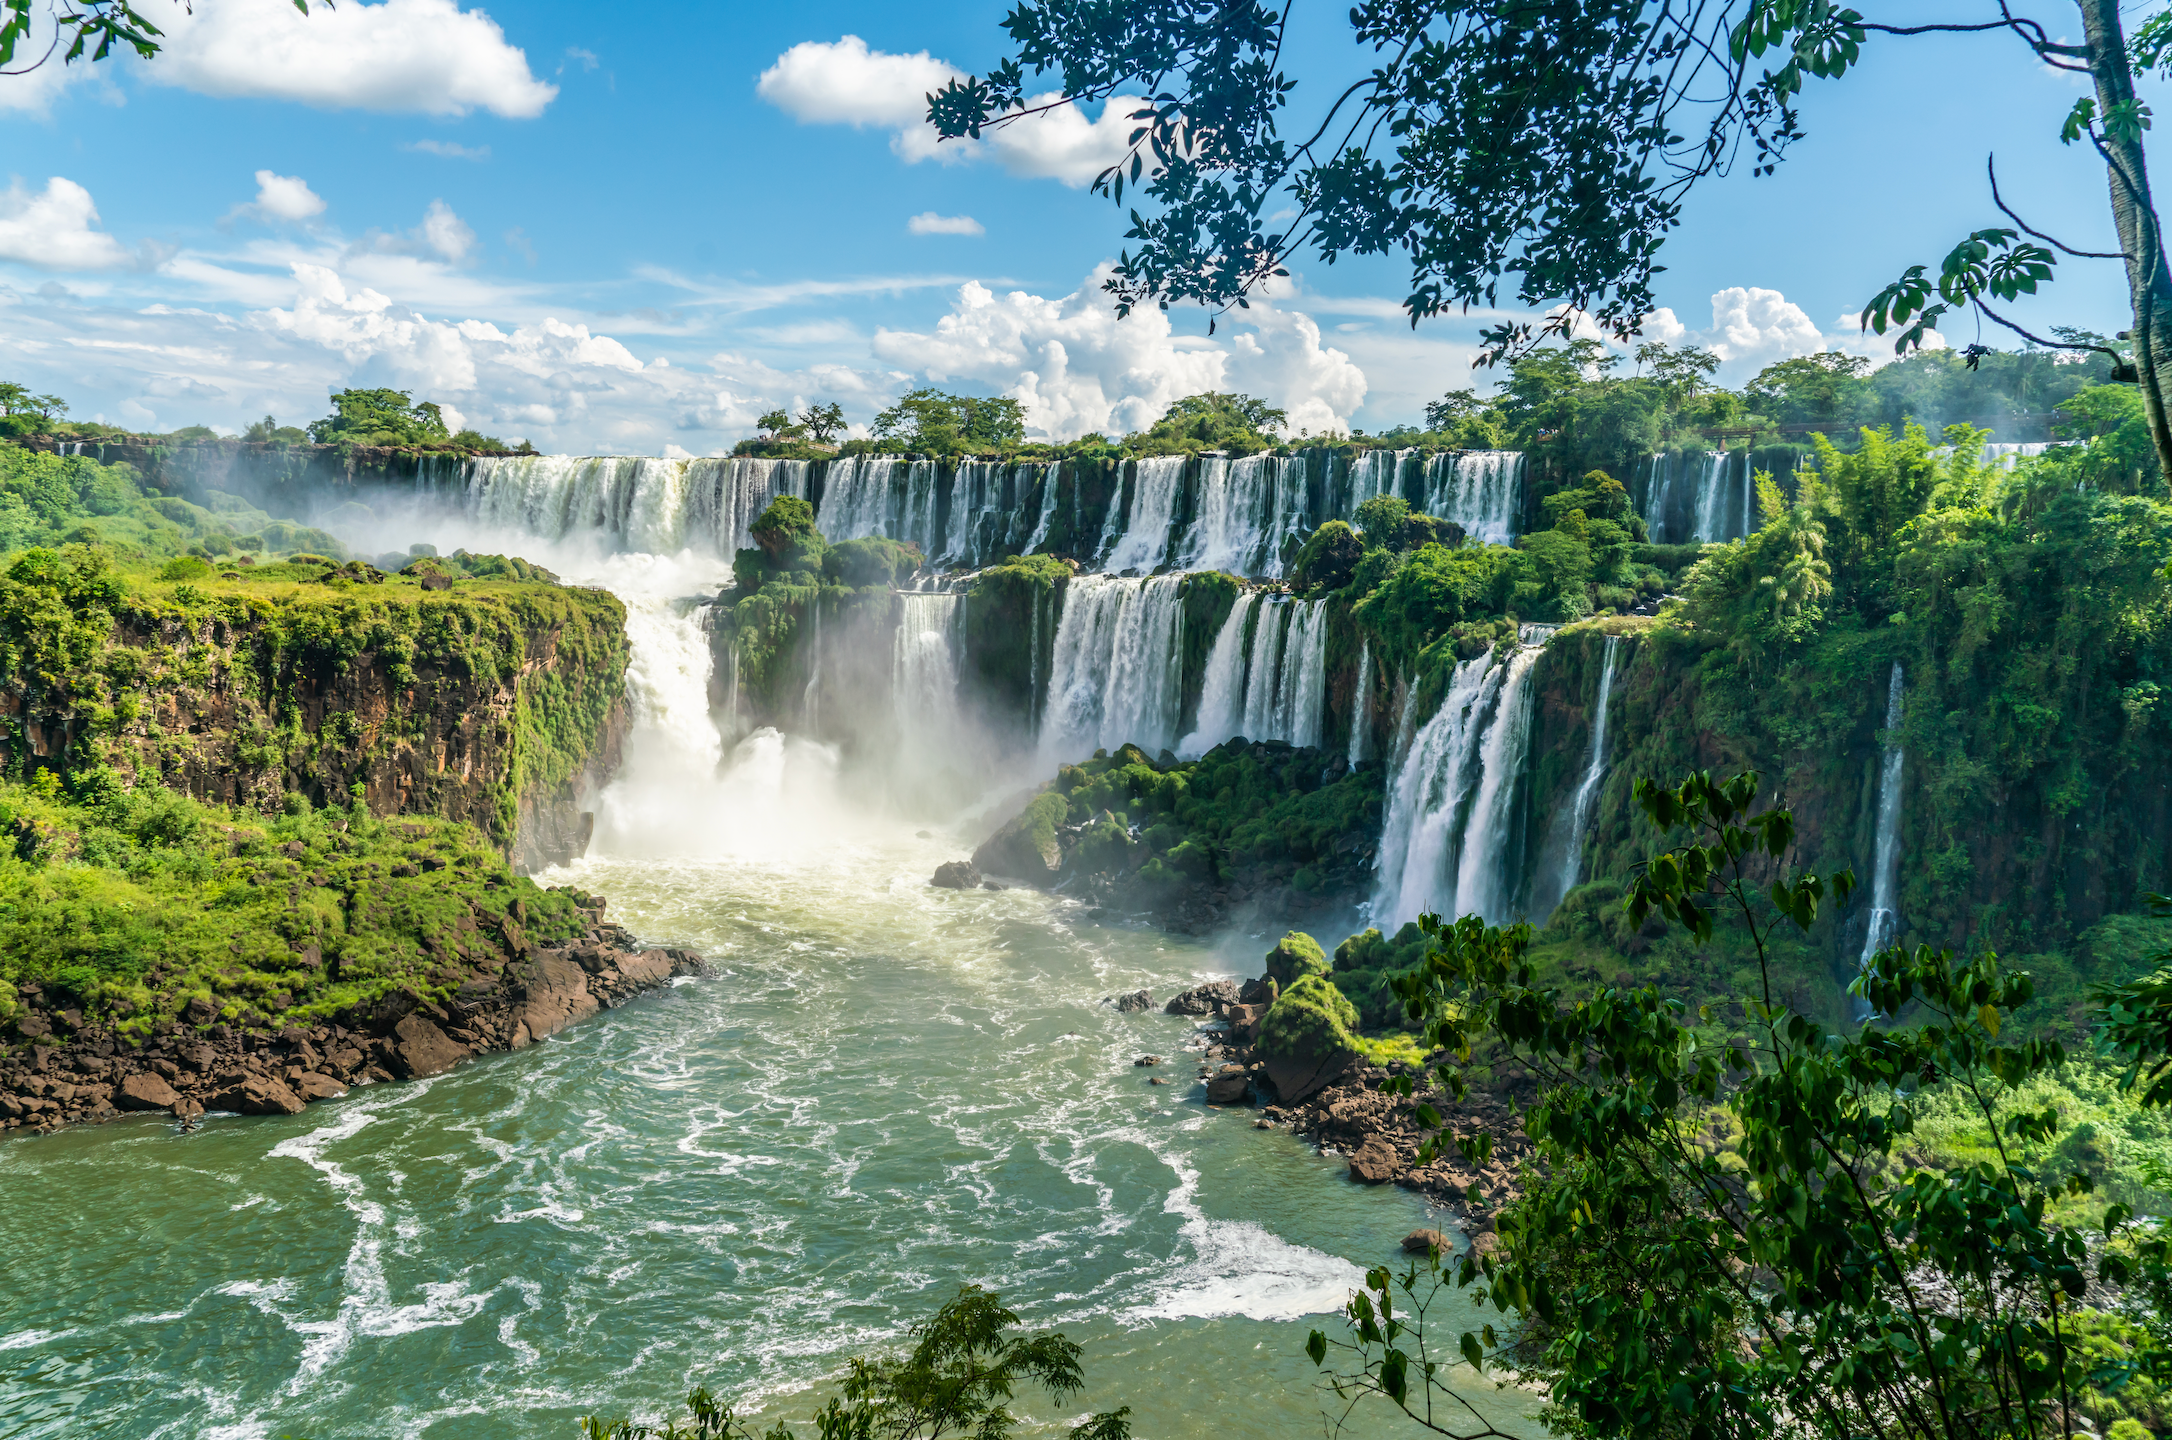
[{"xmin": 0, "ymin": 1327, "xmax": 77, "ymax": 1349}]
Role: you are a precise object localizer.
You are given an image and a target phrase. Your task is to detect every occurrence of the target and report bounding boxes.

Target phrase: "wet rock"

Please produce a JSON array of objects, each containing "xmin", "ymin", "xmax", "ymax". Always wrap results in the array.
[
  {"xmin": 505, "ymin": 955, "xmax": 599, "ymax": 1046},
  {"xmin": 116, "ymin": 1072, "xmax": 182, "ymax": 1111},
  {"xmin": 1205, "ymin": 1065, "xmax": 1251, "ymax": 1105},
  {"xmin": 930, "ymin": 860, "xmax": 983, "ymax": 891},
  {"xmin": 1402, "ymin": 1228, "xmax": 1451, "ymax": 1254},
  {"xmin": 1237, "ymin": 976, "xmax": 1278, "ymax": 1006},
  {"xmin": 1348, "ymin": 1138, "xmax": 1399, "ymax": 1185},
  {"xmin": 1149, "ymin": 1077, "xmax": 1169, "ymax": 1086},
  {"xmin": 1110, "ymin": 990, "xmax": 1154, "ymax": 1014},
  {"xmin": 1133, "ymin": 1055, "xmax": 1162, "ymax": 1066},
  {"xmin": 290, "ymin": 1072, "xmax": 348, "ymax": 1102},
  {"xmin": 980, "ymin": 880, "xmax": 1006, "ymax": 891},
  {"xmin": 1163, "ymin": 981, "xmax": 1241, "ymax": 1017},
  {"xmin": 209, "ymin": 1074, "xmax": 305, "ymax": 1116},
  {"xmin": 386, "ymin": 1014, "xmax": 469, "ymax": 1080}
]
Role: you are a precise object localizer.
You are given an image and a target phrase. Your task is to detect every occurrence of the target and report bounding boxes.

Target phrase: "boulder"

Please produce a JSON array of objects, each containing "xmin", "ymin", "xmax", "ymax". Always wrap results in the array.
[
  {"xmin": 115, "ymin": 1072, "xmax": 181, "ymax": 1112},
  {"xmin": 1238, "ymin": 976, "xmax": 1278, "ymax": 1006},
  {"xmin": 1133, "ymin": 1055, "xmax": 1162, "ymax": 1067},
  {"xmin": 290, "ymin": 1071, "xmax": 349, "ymax": 1102},
  {"xmin": 1402, "ymin": 1228, "xmax": 1451, "ymax": 1255},
  {"xmin": 386, "ymin": 1014, "xmax": 469, "ymax": 1080},
  {"xmin": 1348, "ymin": 1139, "xmax": 1399, "ymax": 1185},
  {"xmin": 1110, "ymin": 990, "xmax": 1154, "ymax": 1014},
  {"xmin": 505, "ymin": 955, "xmax": 599, "ymax": 1046},
  {"xmin": 1256, "ymin": 975, "xmax": 1363, "ymax": 1105},
  {"xmin": 930, "ymin": 860, "xmax": 983, "ymax": 890},
  {"xmin": 183, "ymin": 996, "xmax": 220, "ymax": 1026},
  {"xmin": 614, "ymin": 949, "xmax": 676, "ymax": 989},
  {"xmin": 1263, "ymin": 932, "xmax": 1331, "ymax": 990},
  {"xmin": 972, "ymin": 791, "xmax": 1069, "ymax": 885},
  {"xmin": 1163, "ymin": 980, "xmax": 1241, "ymax": 1017},
  {"xmin": 1205, "ymin": 1066, "xmax": 1252, "ymax": 1105},
  {"xmin": 1227, "ymin": 1003, "xmax": 1269, "ymax": 1043},
  {"xmin": 208, "ymin": 1075, "xmax": 306, "ymax": 1116}
]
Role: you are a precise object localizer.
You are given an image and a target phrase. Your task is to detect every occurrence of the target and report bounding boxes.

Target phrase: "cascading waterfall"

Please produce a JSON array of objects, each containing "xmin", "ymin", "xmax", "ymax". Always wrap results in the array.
[
  {"xmin": 1022, "ymin": 462, "xmax": 1062, "ymax": 554},
  {"xmin": 1280, "ymin": 601, "xmax": 1330, "ymax": 748},
  {"xmin": 1039, "ymin": 574, "xmax": 1188, "ymax": 759},
  {"xmin": 1179, "ymin": 593, "xmax": 1257, "ymax": 757},
  {"xmin": 1105, "ymin": 456, "xmax": 1188, "ymax": 572},
  {"xmin": 1688, "ymin": 450, "xmax": 1732, "ymax": 543},
  {"xmin": 893, "ymin": 593, "xmax": 965, "ymax": 762},
  {"xmin": 1421, "ymin": 452, "xmax": 1523, "ymax": 544},
  {"xmin": 1643, "ymin": 452, "xmax": 1673, "ymax": 543},
  {"xmin": 1348, "ymin": 640, "xmax": 1373, "ymax": 765},
  {"xmin": 1531, "ymin": 634, "xmax": 1623, "ymax": 920},
  {"xmin": 1181, "ymin": 454, "xmax": 1308, "ymax": 575},
  {"xmin": 814, "ymin": 456, "xmax": 898, "ymax": 542},
  {"xmin": 1345, "ymin": 449, "xmax": 1417, "ymax": 517},
  {"xmin": 468, "ymin": 455, "xmax": 696, "ymax": 553},
  {"xmin": 685, "ymin": 458, "xmax": 811, "ymax": 558},
  {"xmin": 1856, "ymin": 662, "xmax": 1907, "ymax": 1004},
  {"xmin": 1373, "ymin": 631, "xmax": 1549, "ymax": 925}
]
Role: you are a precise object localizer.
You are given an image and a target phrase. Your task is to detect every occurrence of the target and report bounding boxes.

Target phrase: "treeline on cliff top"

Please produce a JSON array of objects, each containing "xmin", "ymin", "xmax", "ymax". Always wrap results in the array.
[{"xmin": 0, "ymin": 381, "xmax": 529, "ymax": 456}]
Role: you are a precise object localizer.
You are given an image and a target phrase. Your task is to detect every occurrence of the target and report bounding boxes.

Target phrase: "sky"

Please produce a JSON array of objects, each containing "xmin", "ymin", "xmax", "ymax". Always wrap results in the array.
[{"xmin": 0, "ymin": 0, "xmax": 2154, "ymax": 453}]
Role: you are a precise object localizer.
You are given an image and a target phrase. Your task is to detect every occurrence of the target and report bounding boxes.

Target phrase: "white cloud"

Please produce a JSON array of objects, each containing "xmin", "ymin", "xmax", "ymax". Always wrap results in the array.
[
  {"xmin": 244, "ymin": 170, "xmax": 327, "ymax": 222},
  {"xmin": 757, "ymin": 36, "xmax": 1137, "ymax": 185},
  {"xmin": 404, "ymin": 139, "xmax": 491, "ymax": 160},
  {"xmin": 418, "ymin": 200, "xmax": 476, "ymax": 262},
  {"xmin": 908, "ymin": 212, "xmax": 984, "ymax": 236},
  {"xmin": 872, "ymin": 267, "xmax": 1366, "ymax": 439},
  {"xmin": 150, "ymin": 0, "xmax": 556, "ymax": 118},
  {"xmin": 0, "ymin": 177, "xmax": 132, "ymax": 270},
  {"xmin": 1637, "ymin": 286, "xmax": 1891, "ymax": 384}
]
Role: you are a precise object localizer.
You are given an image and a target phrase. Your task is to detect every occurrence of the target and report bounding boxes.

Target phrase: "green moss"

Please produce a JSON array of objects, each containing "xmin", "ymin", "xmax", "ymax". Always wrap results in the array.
[
  {"xmin": 0, "ymin": 779, "xmax": 590, "ymax": 1041},
  {"xmin": 1258, "ymin": 973, "xmax": 1363, "ymax": 1063},
  {"xmin": 1331, "ymin": 923, "xmax": 1432, "ymax": 1029},
  {"xmin": 1264, "ymin": 930, "xmax": 1329, "ymax": 989}
]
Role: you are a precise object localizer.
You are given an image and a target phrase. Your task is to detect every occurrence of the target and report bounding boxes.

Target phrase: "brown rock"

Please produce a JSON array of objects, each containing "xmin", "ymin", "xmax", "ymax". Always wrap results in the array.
[
  {"xmin": 1205, "ymin": 1065, "xmax": 1252, "ymax": 1105},
  {"xmin": 1402, "ymin": 1228, "xmax": 1451, "ymax": 1255},
  {"xmin": 290, "ymin": 1072, "xmax": 348, "ymax": 1102},
  {"xmin": 614, "ymin": 949, "xmax": 675, "ymax": 988},
  {"xmin": 1348, "ymin": 1138, "xmax": 1400, "ymax": 1185},
  {"xmin": 116, "ymin": 1072, "xmax": 182, "ymax": 1111},
  {"xmin": 386, "ymin": 1014, "xmax": 469, "ymax": 1080},
  {"xmin": 505, "ymin": 955, "xmax": 597, "ymax": 1046},
  {"xmin": 208, "ymin": 1076, "xmax": 306, "ymax": 1116}
]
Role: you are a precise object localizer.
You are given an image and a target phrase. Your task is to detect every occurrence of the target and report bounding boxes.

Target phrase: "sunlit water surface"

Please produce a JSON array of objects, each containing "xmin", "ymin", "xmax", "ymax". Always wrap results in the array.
[{"xmin": 0, "ymin": 535, "xmax": 1546, "ymax": 1439}]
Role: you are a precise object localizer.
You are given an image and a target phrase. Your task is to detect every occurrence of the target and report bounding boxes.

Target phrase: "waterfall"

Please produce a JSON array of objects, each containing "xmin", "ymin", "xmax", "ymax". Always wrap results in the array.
[
  {"xmin": 1093, "ymin": 472, "xmax": 1130, "ymax": 564},
  {"xmin": 814, "ymin": 456, "xmax": 897, "ymax": 542},
  {"xmin": 1982, "ymin": 441, "xmax": 2051, "ymax": 469},
  {"xmin": 1105, "ymin": 455, "xmax": 1188, "ymax": 572},
  {"xmin": 1179, "ymin": 592, "xmax": 1257, "ymax": 757},
  {"xmin": 1239, "ymin": 600, "xmax": 1289, "ymax": 740},
  {"xmin": 893, "ymin": 592, "xmax": 965, "ymax": 767},
  {"xmin": 468, "ymin": 455, "xmax": 682, "ymax": 552},
  {"xmin": 1280, "ymin": 600, "xmax": 1330, "ymax": 747},
  {"xmin": 1182, "ymin": 454, "xmax": 1307, "ymax": 575},
  {"xmin": 1688, "ymin": 451, "xmax": 1728, "ymax": 542},
  {"xmin": 1531, "ymin": 634, "xmax": 1623, "ymax": 920},
  {"xmin": 1642, "ymin": 452, "xmax": 1672, "ymax": 543},
  {"xmin": 1420, "ymin": 452, "xmax": 1523, "ymax": 544},
  {"xmin": 1857, "ymin": 662, "xmax": 1907, "ymax": 993},
  {"xmin": 1372, "ymin": 633, "xmax": 1548, "ymax": 925},
  {"xmin": 801, "ymin": 601, "xmax": 824, "ymax": 732},
  {"xmin": 1345, "ymin": 449, "xmax": 1415, "ymax": 517},
  {"xmin": 685, "ymin": 458, "xmax": 810, "ymax": 557},
  {"xmin": 1348, "ymin": 640, "xmax": 1373, "ymax": 765},
  {"xmin": 1039, "ymin": 574, "xmax": 1188, "ymax": 759},
  {"xmin": 1023, "ymin": 462, "xmax": 1061, "ymax": 554}
]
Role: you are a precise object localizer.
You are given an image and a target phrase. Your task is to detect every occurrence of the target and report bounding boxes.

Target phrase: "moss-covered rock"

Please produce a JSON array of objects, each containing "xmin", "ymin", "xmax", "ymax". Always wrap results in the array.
[
  {"xmin": 972, "ymin": 789, "xmax": 1068, "ymax": 883},
  {"xmin": 1264, "ymin": 930, "xmax": 1330, "ymax": 989},
  {"xmin": 1257, "ymin": 972, "xmax": 1364, "ymax": 1103}
]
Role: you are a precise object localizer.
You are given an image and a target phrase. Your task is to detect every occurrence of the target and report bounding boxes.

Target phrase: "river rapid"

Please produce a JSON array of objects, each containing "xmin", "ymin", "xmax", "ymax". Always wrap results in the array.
[{"xmin": 0, "ymin": 534, "xmax": 1546, "ymax": 1439}]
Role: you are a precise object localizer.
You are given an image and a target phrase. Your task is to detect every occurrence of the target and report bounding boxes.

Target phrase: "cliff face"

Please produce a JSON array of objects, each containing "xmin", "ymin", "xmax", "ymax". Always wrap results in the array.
[{"xmin": 0, "ymin": 552, "xmax": 629, "ymax": 871}]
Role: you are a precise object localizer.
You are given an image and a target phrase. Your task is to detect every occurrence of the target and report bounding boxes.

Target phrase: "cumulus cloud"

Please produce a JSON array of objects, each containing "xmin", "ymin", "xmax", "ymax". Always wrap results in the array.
[
  {"xmin": 1638, "ymin": 286, "xmax": 1888, "ymax": 384},
  {"xmin": 349, "ymin": 199, "xmax": 478, "ymax": 265},
  {"xmin": 873, "ymin": 267, "xmax": 1366, "ymax": 439},
  {"xmin": 150, "ymin": 0, "xmax": 556, "ymax": 118},
  {"xmin": 757, "ymin": 35, "xmax": 1136, "ymax": 185},
  {"xmin": 240, "ymin": 170, "xmax": 328, "ymax": 223},
  {"xmin": 907, "ymin": 212, "xmax": 983, "ymax": 236},
  {"xmin": 0, "ymin": 177, "xmax": 132, "ymax": 270}
]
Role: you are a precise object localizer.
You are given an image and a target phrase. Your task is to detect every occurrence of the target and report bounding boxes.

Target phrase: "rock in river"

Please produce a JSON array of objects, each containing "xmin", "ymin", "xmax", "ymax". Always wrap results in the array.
[{"xmin": 930, "ymin": 860, "xmax": 982, "ymax": 890}]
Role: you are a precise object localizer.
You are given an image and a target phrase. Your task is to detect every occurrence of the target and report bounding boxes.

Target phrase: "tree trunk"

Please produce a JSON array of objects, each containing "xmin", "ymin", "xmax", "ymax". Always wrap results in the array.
[{"xmin": 2079, "ymin": 0, "xmax": 2172, "ymax": 481}]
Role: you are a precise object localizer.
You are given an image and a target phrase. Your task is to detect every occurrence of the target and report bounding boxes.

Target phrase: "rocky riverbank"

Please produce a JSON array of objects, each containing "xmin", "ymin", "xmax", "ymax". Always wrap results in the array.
[
  {"xmin": 1114, "ymin": 953, "xmax": 1539, "ymax": 1226},
  {"xmin": 2, "ymin": 902, "xmax": 703, "ymax": 1134}
]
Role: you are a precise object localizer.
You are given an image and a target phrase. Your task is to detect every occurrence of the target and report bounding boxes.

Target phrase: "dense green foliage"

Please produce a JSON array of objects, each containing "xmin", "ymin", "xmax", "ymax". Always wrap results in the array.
[
  {"xmin": 0, "ymin": 776, "xmax": 587, "ymax": 1042},
  {"xmin": 1129, "ymin": 392, "xmax": 1285, "ymax": 455},
  {"xmin": 869, "ymin": 388, "xmax": 1028, "ymax": 456},
  {"xmin": 307, "ymin": 388, "xmax": 451, "ymax": 449},
  {"xmin": 1312, "ymin": 772, "xmax": 2172, "ymax": 1440}
]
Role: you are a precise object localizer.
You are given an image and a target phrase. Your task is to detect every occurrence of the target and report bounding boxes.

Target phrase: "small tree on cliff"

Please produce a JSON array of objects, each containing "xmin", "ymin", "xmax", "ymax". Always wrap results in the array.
[
  {"xmin": 799, "ymin": 401, "xmax": 846, "ymax": 444},
  {"xmin": 1307, "ymin": 769, "xmax": 2170, "ymax": 1440}
]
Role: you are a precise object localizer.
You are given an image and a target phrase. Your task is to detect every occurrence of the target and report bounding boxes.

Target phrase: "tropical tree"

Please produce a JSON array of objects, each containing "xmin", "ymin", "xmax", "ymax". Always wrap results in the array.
[
  {"xmin": 872, "ymin": 388, "xmax": 1028, "ymax": 453},
  {"xmin": 928, "ymin": 0, "xmax": 2172, "ymax": 477},
  {"xmin": 757, "ymin": 408, "xmax": 806, "ymax": 441},
  {"xmin": 306, "ymin": 388, "xmax": 453, "ymax": 448},
  {"xmin": 800, "ymin": 401, "xmax": 847, "ymax": 444},
  {"xmin": 1308, "ymin": 769, "xmax": 2166, "ymax": 1440}
]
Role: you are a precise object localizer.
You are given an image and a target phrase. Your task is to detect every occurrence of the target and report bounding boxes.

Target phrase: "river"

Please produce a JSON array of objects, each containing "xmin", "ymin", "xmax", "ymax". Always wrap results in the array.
[{"xmin": 0, "ymin": 533, "xmax": 1546, "ymax": 1440}]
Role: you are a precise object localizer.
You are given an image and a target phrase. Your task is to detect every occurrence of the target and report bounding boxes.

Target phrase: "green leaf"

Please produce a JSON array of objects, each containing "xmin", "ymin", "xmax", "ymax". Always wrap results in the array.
[
  {"xmin": 1458, "ymin": 1330, "xmax": 1485, "ymax": 1373},
  {"xmin": 1305, "ymin": 1328, "xmax": 1327, "ymax": 1366}
]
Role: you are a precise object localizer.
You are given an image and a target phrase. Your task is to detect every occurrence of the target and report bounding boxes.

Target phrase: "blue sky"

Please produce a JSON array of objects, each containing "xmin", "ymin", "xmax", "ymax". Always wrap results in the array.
[{"xmin": 0, "ymin": 0, "xmax": 2151, "ymax": 452}]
